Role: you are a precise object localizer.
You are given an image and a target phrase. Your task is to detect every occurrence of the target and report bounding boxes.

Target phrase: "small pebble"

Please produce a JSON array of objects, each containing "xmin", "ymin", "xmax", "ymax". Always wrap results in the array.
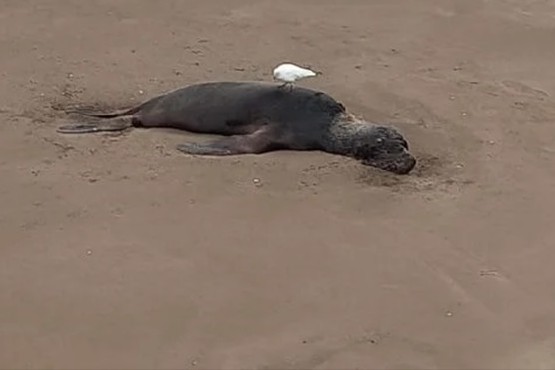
[
  {"xmin": 449, "ymin": 96, "xmax": 455, "ymax": 100},
  {"xmin": 253, "ymin": 178, "xmax": 261, "ymax": 184},
  {"xmin": 461, "ymin": 112, "xmax": 468, "ymax": 117},
  {"xmin": 138, "ymin": 90, "xmax": 144, "ymax": 95},
  {"xmin": 445, "ymin": 311, "xmax": 453, "ymax": 317},
  {"xmin": 480, "ymin": 269, "xmax": 499, "ymax": 277},
  {"xmin": 487, "ymin": 140, "xmax": 495, "ymax": 145},
  {"xmin": 455, "ymin": 163, "xmax": 464, "ymax": 168},
  {"xmin": 86, "ymin": 250, "xmax": 92, "ymax": 256}
]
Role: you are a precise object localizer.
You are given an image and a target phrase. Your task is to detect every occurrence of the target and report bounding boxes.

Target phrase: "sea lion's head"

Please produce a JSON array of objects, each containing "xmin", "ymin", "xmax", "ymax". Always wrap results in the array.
[{"xmin": 351, "ymin": 125, "xmax": 416, "ymax": 175}]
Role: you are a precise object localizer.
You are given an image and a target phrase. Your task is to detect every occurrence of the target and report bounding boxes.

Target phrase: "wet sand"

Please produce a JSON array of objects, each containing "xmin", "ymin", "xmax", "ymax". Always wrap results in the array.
[{"xmin": 2, "ymin": 1, "xmax": 555, "ymax": 369}]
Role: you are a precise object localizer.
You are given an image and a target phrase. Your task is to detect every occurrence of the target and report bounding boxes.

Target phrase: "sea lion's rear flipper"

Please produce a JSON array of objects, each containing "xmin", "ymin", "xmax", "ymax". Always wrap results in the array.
[
  {"xmin": 57, "ymin": 117, "xmax": 133, "ymax": 134},
  {"xmin": 63, "ymin": 94, "xmax": 165, "ymax": 118},
  {"xmin": 176, "ymin": 130, "xmax": 275, "ymax": 156},
  {"xmin": 64, "ymin": 107, "xmax": 137, "ymax": 119}
]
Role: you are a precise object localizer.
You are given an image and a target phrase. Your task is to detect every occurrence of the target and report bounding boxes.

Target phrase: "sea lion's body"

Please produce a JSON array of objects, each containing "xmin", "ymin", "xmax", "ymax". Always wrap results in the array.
[{"xmin": 58, "ymin": 81, "xmax": 416, "ymax": 174}]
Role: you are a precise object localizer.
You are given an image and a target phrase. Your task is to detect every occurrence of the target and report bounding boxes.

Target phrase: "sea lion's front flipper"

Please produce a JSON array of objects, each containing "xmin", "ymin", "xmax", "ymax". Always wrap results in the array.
[
  {"xmin": 57, "ymin": 117, "xmax": 133, "ymax": 134},
  {"xmin": 176, "ymin": 142, "xmax": 237, "ymax": 156},
  {"xmin": 176, "ymin": 130, "xmax": 275, "ymax": 156}
]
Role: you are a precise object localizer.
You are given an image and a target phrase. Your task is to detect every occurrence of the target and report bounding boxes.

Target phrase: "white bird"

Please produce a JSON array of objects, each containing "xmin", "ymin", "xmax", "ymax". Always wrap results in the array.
[{"xmin": 272, "ymin": 63, "xmax": 320, "ymax": 90}]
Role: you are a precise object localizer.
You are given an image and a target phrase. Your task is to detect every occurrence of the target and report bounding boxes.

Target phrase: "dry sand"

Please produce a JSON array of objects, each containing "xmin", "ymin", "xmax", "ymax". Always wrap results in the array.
[{"xmin": 2, "ymin": 1, "xmax": 555, "ymax": 369}]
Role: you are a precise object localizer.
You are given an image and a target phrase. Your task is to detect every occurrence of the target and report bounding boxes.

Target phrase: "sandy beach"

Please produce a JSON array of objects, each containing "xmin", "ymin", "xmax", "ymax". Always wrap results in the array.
[{"xmin": 2, "ymin": 1, "xmax": 555, "ymax": 368}]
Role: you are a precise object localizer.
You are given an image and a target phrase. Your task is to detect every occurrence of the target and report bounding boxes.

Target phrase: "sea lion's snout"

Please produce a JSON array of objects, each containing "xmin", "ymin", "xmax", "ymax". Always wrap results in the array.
[
  {"xmin": 361, "ymin": 146, "xmax": 416, "ymax": 175},
  {"xmin": 354, "ymin": 126, "xmax": 417, "ymax": 175},
  {"xmin": 387, "ymin": 149, "xmax": 417, "ymax": 175}
]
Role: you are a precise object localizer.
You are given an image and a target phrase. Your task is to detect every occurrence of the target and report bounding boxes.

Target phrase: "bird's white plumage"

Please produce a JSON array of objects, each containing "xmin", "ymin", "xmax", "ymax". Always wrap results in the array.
[{"xmin": 272, "ymin": 63, "xmax": 318, "ymax": 83}]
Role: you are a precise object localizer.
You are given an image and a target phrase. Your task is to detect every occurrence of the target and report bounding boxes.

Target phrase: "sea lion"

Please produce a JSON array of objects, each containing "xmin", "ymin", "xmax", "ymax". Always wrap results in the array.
[{"xmin": 57, "ymin": 81, "xmax": 417, "ymax": 174}]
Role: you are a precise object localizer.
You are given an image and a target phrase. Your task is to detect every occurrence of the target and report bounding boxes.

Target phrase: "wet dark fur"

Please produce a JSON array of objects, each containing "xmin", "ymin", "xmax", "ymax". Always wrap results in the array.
[{"xmin": 57, "ymin": 81, "xmax": 416, "ymax": 174}]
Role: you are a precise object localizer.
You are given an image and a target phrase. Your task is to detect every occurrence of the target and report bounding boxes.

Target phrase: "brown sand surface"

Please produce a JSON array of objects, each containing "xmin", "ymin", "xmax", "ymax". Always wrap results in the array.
[{"xmin": 2, "ymin": 1, "xmax": 555, "ymax": 369}]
